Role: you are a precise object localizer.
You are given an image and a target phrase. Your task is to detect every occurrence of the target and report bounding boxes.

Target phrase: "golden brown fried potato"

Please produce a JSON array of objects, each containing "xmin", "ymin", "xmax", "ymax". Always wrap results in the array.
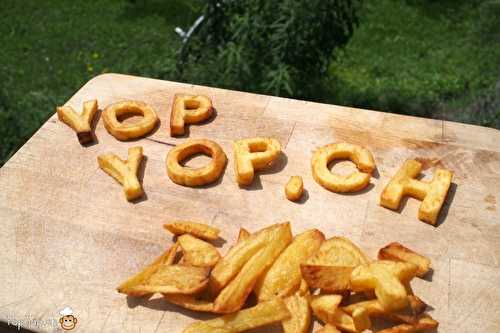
[
  {"xmin": 233, "ymin": 137, "xmax": 282, "ymax": 186},
  {"xmin": 170, "ymin": 94, "xmax": 214, "ymax": 136},
  {"xmin": 343, "ymin": 295, "xmax": 427, "ymax": 325},
  {"xmin": 128, "ymin": 264, "xmax": 209, "ymax": 295},
  {"xmin": 350, "ymin": 261, "xmax": 418, "ymax": 312},
  {"xmin": 98, "ymin": 146, "xmax": 144, "ymax": 201},
  {"xmin": 117, "ymin": 243, "xmax": 179, "ymax": 296},
  {"xmin": 166, "ymin": 139, "xmax": 227, "ymax": 187},
  {"xmin": 57, "ymin": 100, "xmax": 98, "ymax": 144},
  {"xmin": 300, "ymin": 265, "xmax": 353, "ymax": 292},
  {"xmin": 297, "ymin": 279, "xmax": 310, "ymax": 296},
  {"xmin": 183, "ymin": 298, "xmax": 290, "ymax": 333},
  {"xmin": 255, "ymin": 229, "xmax": 324, "ymax": 301},
  {"xmin": 282, "ymin": 295, "xmax": 311, "ymax": 333},
  {"xmin": 285, "ymin": 176, "xmax": 304, "ymax": 201},
  {"xmin": 306, "ymin": 236, "xmax": 370, "ymax": 267},
  {"xmin": 352, "ymin": 307, "xmax": 371, "ymax": 332},
  {"xmin": 237, "ymin": 228, "xmax": 251, "ymax": 243},
  {"xmin": 213, "ymin": 223, "xmax": 292, "ymax": 313},
  {"xmin": 378, "ymin": 242, "xmax": 431, "ymax": 278},
  {"xmin": 315, "ymin": 324, "xmax": 341, "ymax": 333},
  {"xmin": 210, "ymin": 223, "xmax": 287, "ymax": 293},
  {"xmin": 380, "ymin": 159, "xmax": 453, "ymax": 225},
  {"xmin": 178, "ymin": 234, "xmax": 221, "ymax": 267},
  {"xmin": 102, "ymin": 100, "xmax": 158, "ymax": 140},
  {"xmin": 311, "ymin": 142, "xmax": 375, "ymax": 193},
  {"xmin": 377, "ymin": 315, "xmax": 439, "ymax": 333},
  {"xmin": 164, "ymin": 221, "xmax": 220, "ymax": 241},
  {"xmin": 163, "ymin": 294, "xmax": 215, "ymax": 313},
  {"xmin": 310, "ymin": 295, "xmax": 357, "ymax": 333}
]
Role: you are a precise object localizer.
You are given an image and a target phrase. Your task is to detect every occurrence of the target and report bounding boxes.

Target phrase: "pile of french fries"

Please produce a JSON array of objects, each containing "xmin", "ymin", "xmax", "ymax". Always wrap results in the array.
[{"xmin": 118, "ymin": 221, "xmax": 437, "ymax": 333}]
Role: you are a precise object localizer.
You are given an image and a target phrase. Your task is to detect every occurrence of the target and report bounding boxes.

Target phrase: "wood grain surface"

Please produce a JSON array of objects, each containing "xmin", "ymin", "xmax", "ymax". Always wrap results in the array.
[{"xmin": 1, "ymin": 73, "xmax": 499, "ymax": 332}]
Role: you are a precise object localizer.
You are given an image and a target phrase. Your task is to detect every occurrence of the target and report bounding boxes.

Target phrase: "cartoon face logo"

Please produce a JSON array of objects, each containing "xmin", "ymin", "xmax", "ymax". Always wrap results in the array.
[{"xmin": 59, "ymin": 307, "xmax": 77, "ymax": 330}]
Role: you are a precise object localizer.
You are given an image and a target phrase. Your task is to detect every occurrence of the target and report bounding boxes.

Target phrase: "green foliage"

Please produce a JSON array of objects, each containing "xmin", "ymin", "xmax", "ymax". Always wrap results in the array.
[{"xmin": 178, "ymin": 0, "xmax": 361, "ymax": 98}]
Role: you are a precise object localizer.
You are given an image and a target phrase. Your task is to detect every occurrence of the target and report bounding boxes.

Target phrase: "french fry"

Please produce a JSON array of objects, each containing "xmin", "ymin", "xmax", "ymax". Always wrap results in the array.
[
  {"xmin": 170, "ymin": 94, "xmax": 214, "ymax": 136},
  {"xmin": 166, "ymin": 139, "xmax": 227, "ymax": 187},
  {"xmin": 311, "ymin": 142, "xmax": 375, "ymax": 193},
  {"xmin": 163, "ymin": 221, "xmax": 220, "ymax": 241},
  {"xmin": 380, "ymin": 159, "xmax": 453, "ymax": 225},
  {"xmin": 315, "ymin": 324, "xmax": 341, "ymax": 333},
  {"xmin": 128, "ymin": 265, "xmax": 209, "ymax": 295},
  {"xmin": 282, "ymin": 295, "xmax": 311, "ymax": 333},
  {"xmin": 233, "ymin": 137, "xmax": 282, "ymax": 186},
  {"xmin": 237, "ymin": 228, "xmax": 251, "ymax": 242},
  {"xmin": 343, "ymin": 295, "xmax": 427, "ymax": 325},
  {"xmin": 117, "ymin": 243, "xmax": 179, "ymax": 296},
  {"xmin": 163, "ymin": 294, "xmax": 215, "ymax": 313},
  {"xmin": 306, "ymin": 237, "xmax": 369, "ymax": 267},
  {"xmin": 213, "ymin": 223, "xmax": 292, "ymax": 313},
  {"xmin": 255, "ymin": 229, "xmax": 324, "ymax": 301},
  {"xmin": 178, "ymin": 234, "xmax": 221, "ymax": 267},
  {"xmin": 378, "ymin": 242, "xmax": 431, "ymax": 278},
  {"xmin": 300, "ymin": 265, "xmax": 353, "ymax": 292},
  {"xmin": 183, "ymin": 298, "xmax": 290, "ymax": 333},
  {"xmin": 297, "ymin": 279, "xmax": 310, "ymax": 296},
  {"xmin": 377, "ymin": 315, "xmax": 439, "ymax": 333},
  {"xmin": 352, "ymin": 307, "xmax": 371, "ymax": 332},
  {"xmin": 102, "ymin": 100, "xmax": 158, "ymax": 140},
  {"xmin": 310, "ymin": 295, "xmax": 357, "ymax": 333},
  {"xmin": 210, "ymin": 223, "xmax": 288, "ymax": 293},
  {"xmin": 350, "ymin": 261, "xmax": 418, "ymax": 312},
  {"xmin": 285, "ymin": 176, "xmax": 304, "ymax": 201},
  {"xmin": 97, "ymin": 146, "xmax": 144, "ymax": 201},
  {"xmin": 57, "ymin": 100, "xmax": 98, "ymax": 144}
]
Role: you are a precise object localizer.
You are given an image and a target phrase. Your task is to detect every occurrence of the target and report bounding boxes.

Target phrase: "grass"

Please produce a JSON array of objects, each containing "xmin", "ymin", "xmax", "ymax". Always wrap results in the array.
[
  {"xmin": 1, "ymin": 0, "xmax": 499, "ymax": 165},
  {"xmin": 0, "ymin": 0, "xmax": 198, "ymax": 164},
  {"xmin": 328, "ymin": 0, "xmax": 500, "ymax": 125}
]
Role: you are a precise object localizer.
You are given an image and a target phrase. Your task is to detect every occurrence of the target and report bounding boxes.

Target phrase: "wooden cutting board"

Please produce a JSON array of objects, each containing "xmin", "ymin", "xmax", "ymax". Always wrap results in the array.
[{"xmin": 1, "ymin": 74, "xmax": 499, "ymax": 333}]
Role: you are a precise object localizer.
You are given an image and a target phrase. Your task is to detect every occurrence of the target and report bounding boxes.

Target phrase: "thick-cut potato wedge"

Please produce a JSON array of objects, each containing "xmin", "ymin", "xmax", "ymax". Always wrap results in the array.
[
  {"xmin": 102, "ymin": 100, "xmax": 158, "ymax": 140},
  {"xmin": 255, "ymin": 229, "xmax": 324, "ymax": 301},
  {"xmin": 237, "ymin": 228, "xmax": 251, "ymax": 242},
  {"xmin": 166, "ymin": 139, "xmax": 227, "ymax": 187},
  {"xmin": 297, "ymin": 279, "xmax": 310, "ymax": 296},
  {"xmin": 315, "ymin": 324, "xmax": 341, "ymax": 333},
  {"xmin": 57, "ymin": 100, "xmax": 98, "ymax": 144},
  {"xmin": 128, "ymin": 264, "xmax": 209, "ymax": 295},
  {"xmin": 300, "ymin": 265, "xmax": 353, "ymax": 292},
  {"xmin": 98, "ymin": 146, "xmax": 144, "ymax": 201},
  {"xmin": 310, "ymin": 295, "xmax": 357, "ymax": 333},
  {"xmin": 178, "ymin": 234, "xmax": 221, "ymax": 267},
  {"xmin": 311, "ymin": 142, "xmax": 375, "ymax": 193},
  {"xmin": 170, "ymin": 94, "xmax": 214, "ymax": 136},
  {"xmin": 378, "ymin": 242, "xmax": 431, "ymax": 278},
  {"xmin": 306, "ymin": 237, "xmax": 369, "ymax": 267},
  {"xmin": 210, "ymin": 223, "xmax": 289, "ymax": 293},
  {"xmin": 117, "ymin": 243, "xmax": 179, "ymax": 296},
  {"xmin": 233, "ymin": 137, "xmax": 282, "ymax": 186},
  {"xmin": 343, "ymin": 295, "xmax": 427, "ymax": 325},
  {"xmin": 163, "ymin": 294, "xmax": 215, "ymax": 313},
  {"xmin": 213, "ymin": 223, "xmax": 292, "ymax": 313},
  {"xmin": 350, "ymin": 261, "xmax": 418, "ymax": 311},
  {"xmin": 285, "ymin": 176, "xmax": 304, "ymax": 201},
  {"xmin": 352, "ymin": 307, "xmax": 371, "ymax": 332},
  {"xmin": 377, "ymin": 315, "xmax": 439, "ymax": 333},
  {"xmin": 282, "ymin": 295, "xmax": 311, "ymax": 333},
  {"xmin": 183, "ymin": 298, "xmax": 290, "ymax": 333},
  {"xmin": 164, "ymin": 221, "xmax": 220, "ymax": 241},
  {"xmin": 380, "ymin": 159, "xmax": 453, "ymax": 225}
]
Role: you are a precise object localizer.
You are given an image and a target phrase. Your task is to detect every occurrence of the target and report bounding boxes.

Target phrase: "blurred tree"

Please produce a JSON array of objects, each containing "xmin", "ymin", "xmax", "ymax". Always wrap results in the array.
[{"xmin": 177, "ymin": 0, "xmax": 361, "ymax": 98}]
